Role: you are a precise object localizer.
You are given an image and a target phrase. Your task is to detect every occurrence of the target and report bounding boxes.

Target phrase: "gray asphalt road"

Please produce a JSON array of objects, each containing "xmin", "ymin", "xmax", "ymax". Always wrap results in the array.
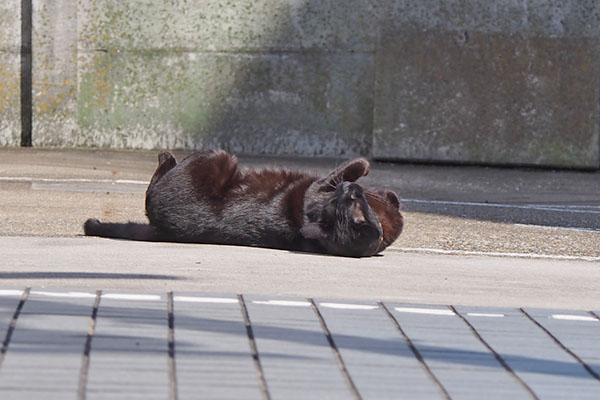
[
  {"xmin": 1, "ymin": 148, "xmax": 599, "ymax": 258},
  {"xmin": 1, "ymin": 236, "xmax": 598, "ymax": 309},
  {"xmin": 2, "ymin": 147, "xmax": 600, "ymax": 230}
]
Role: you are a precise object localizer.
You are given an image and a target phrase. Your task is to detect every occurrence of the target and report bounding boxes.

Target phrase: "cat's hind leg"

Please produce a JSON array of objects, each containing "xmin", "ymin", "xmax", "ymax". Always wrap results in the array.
[{"xmin": 185, "ymin": 150, "xmax": 241, "ymax": 198}]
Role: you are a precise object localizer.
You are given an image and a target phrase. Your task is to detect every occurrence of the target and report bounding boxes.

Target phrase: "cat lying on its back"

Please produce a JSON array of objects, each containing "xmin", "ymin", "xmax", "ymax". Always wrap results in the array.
[{"xmin": 84, "ymin": 150, "xmax": 403, "ymax": 257}]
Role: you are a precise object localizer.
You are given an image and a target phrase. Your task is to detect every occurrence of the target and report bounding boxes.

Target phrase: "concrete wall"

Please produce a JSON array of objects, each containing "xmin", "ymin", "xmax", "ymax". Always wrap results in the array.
[
  {"xmin": 33, "ymin": 0, "xmax": 78, "ymax": 148},
  {"xmin": 1, "ymin": 0, "xmax": 599, "ymax": 168},
  {"xmin": 373, "ymin": 0, "xmax": 600, "ymax": 168},
  {"xmin": 0, "ymin": 1, "xmax": 21, "ymax": 146},
  {"xmin": 34, "ymin": 0, "xmax": 379, "ymax": 157}
]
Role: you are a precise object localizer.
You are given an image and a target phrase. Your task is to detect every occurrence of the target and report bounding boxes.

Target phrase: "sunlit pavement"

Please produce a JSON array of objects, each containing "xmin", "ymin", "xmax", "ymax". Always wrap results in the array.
[
  {"xmin": 1, "ymin": 288, "xmax": 599, "ymax": 399},
  {"xmin": 1, "ymin": 148, "xmax": 599, "ymax": 398}
]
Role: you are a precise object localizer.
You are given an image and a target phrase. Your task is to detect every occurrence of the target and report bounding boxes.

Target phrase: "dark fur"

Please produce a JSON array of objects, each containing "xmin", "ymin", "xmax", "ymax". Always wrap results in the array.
[{"xmin": 84, "ymin": 150, "xmax": 403, "ymax": 257}]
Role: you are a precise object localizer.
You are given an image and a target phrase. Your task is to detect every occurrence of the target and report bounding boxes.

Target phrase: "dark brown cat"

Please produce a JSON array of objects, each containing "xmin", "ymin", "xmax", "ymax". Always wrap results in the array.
[{"xmin": 84, "ymin": 150, "xmax": 403, "ymax": 257}]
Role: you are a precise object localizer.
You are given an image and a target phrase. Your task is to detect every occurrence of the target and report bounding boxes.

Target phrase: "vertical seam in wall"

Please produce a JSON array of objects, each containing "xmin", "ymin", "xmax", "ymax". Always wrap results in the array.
[
  {"xmin": 368, "ymin": 47, "xmax": 376, "ymax": 158},
  {"xmin": 371, "ymin": 18, "xmax": 381, "ymax": 159},
  {"xmin": 20, "ymin": 0, "xmax": 33, "ymax": 147}
]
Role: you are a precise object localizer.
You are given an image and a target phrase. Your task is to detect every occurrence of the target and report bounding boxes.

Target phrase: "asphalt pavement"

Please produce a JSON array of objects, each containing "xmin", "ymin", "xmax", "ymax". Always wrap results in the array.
[
  {"xmin": 0, "ymin": 147, "xmax": 599, "ymax": 399},
  {"xmin": 0, "ymin": 147, "xmax": 598, "ymax": 302},
  {"xmin": 0, "ymin": 147, "xmax": 599, "ymax": 257}
]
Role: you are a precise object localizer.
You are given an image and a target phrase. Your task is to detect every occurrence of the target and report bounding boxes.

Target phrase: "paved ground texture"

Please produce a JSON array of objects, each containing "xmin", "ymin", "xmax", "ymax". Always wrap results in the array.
[
  {"xmin": 1, "ymin": 236, "xmax": 599, "ymax": 310},
  {"xmin": 0, "ymin": 288, "xmax": 599, "ymax": 400},
  {"xmin": 1, "ymin": 148, "xmax": 599, "ymax": 258},
  {"xmin": 1, "ymin": 148, "xmax": 599, "ymax": 398}
]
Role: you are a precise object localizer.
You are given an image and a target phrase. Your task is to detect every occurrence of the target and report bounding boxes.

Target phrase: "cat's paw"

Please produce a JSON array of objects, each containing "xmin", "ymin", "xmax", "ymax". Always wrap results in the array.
[
  {"xmin": 318, "ymin": 158, "xmax": 371, "ymax": 192},
  {"xmin": 342, "ymin": 158, "xmax": 370, "ymax": 181}
]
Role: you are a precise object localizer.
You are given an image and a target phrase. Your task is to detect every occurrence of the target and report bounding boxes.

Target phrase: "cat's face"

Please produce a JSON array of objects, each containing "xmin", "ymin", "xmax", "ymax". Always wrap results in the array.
[
  {"xmin": 302, "ymin": 181, "xmax": 384, "ymax": 257},
  {"xmin": 365, "ymin": 189, "xmax": 404, "ymax": 253}
]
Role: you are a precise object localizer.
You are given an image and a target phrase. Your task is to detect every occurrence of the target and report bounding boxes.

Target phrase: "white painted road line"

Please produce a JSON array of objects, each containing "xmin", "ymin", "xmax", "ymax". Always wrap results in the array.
[
  {"xmin": 174, "ymin": 296, "xmax": 238, "ymax": 304},
  {"xmin": 512, "ymin": 223, "xmax": 599, "ymax": 232},
  {"xmin": 551, "ymin": 314, "xmax": 599, "ymax": 322},
  {"xmin": 0, "ymin": 289, "xmax": 24, "ymax": 297},
  {"xmin": 395, "ymin": 307, "xmax": 455, "ymax": 316},
  {"xmin": 400, "ymin": 248, "xmax": 600, "ymax": 262},
  {"xmin": 319, "ymin": 303, "xmax": 378, "ymax": 310},
  {"xmin": 0, "ymin": 176, "xmax": 148, "ymax": 185},
  {"xmin": 466, "ymin": 313, "xmax": 505, "ymax": 318},
  {"xmin": 101, "ymin": 293, "xmax": 162, "ymax": 301},
  {"xmin": 401, "ymin": 198, "xmax": 600, "ymax": 215},
  {"xmin": 30, "ymin": 291, "xmax": 96, "ymax": 298},
  {"xmin": 252, "ymin": 300, "xmax": 311, "ymax": 307}
]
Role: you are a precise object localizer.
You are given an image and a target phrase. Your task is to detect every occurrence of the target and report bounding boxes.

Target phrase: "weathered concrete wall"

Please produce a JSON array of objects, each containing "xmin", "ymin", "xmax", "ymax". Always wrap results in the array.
[
  {"xmin": 33, "ymin": 0, "xmax": 78, "ymax": 147},
  {"xmin": 0, "ymin": 1, "xmax": 21, "ymax": 146},
  {"xmin": 373, "ymin": 0, "xmax": 600, "ymax": 168},
  {"xmin": 4, "ymin": 0, "xmax": 600, "ymax": 167},
  {"xmin": 34, "ymin": 0, "xmax": 380, "ymax": 157}
]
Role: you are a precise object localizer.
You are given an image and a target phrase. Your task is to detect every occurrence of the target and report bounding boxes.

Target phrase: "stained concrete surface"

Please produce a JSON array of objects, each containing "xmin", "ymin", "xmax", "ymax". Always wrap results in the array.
[
  {"xmin": 0, "ymin": 236, "xmax": 599, "ymax": 309},
  {"xmin": 373, "ymin": 0, "xmax": 600, "ymax": 168},
  {"xmin": 0, "ymin": 148, "xmax": 598, "ymax": 258},
  {"xmin": 373, "ymin": 28, "xmax": 600, "ymax": 168},
  {"xmin": 4, "ymin": 1, "xmax": 599, "ymax": 167},
  {"xmin": 0, "ymin": 0, "xmax": 21, "ymax": 146},
  {"xmin": 1, "ymin": 148, "xmax": 599, "ymax": 399}
]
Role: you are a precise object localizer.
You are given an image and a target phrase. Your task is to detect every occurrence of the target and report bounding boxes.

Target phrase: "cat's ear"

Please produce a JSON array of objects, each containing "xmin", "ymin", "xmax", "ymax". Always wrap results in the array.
[
  {"xmin": 149, "ymin": 151, "xmax": 177, "ymax": 187},
  {"xmin": 382, "ymin": 190, "xmax": 400, "ymax": 209},
  {"xmin": 300, "ymin": 222, "xmax": 324, "ymax": 240},
  {"xmin": 367, "ymin": 190, "xmax": 401, "ymax": 210},
  {"xmin": 318, "ymin": 158, "xmax": 370, "ymax": 191}
]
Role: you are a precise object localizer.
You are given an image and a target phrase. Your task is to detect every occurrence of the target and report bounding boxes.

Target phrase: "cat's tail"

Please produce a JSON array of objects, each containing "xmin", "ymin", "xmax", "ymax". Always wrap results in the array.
[{"xmin": 83, "ymin": 219, "xmax": 160, "ymax": 241}]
